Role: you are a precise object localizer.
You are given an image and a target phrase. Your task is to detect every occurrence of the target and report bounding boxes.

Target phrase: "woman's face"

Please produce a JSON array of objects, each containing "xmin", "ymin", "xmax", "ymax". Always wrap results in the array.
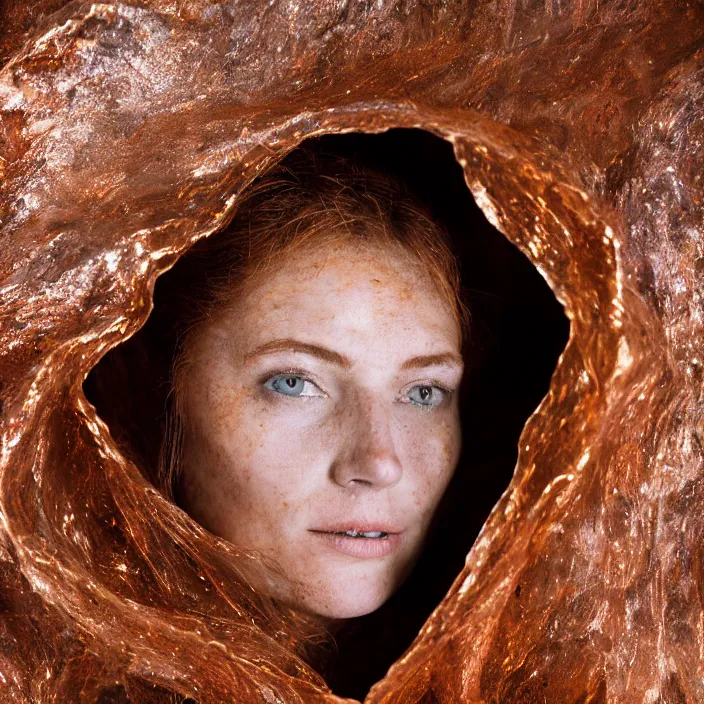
[{"xmin": 179, "ymin": 241, "xmax": 464, "ymax": 620}]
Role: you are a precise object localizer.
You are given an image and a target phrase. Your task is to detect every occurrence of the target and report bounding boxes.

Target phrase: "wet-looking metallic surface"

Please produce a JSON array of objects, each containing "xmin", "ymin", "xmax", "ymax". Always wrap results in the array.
[{"xmin": 1, "ymin": 1, "xmax": 703, "ymax": 701}]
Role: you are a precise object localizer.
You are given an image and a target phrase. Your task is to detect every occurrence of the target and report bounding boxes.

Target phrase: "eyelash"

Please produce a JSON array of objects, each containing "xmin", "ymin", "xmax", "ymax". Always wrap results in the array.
[
  {"xmin": 259, "ymin": 367, "xmax": 325, "ymax": 396},
  {"xmin": 260, "ymin": 368, "xmax": 453, "ymax": 409},
  {"xmin": 401, "ymin": 381, "xmax": 454, "ymax": 411}
]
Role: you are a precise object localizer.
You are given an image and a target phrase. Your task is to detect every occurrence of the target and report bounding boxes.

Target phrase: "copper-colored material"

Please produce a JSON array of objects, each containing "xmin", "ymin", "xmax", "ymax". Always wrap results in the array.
[{"xmin": 1, "ymin": 1, "xmax": 703, "ymax": 701}]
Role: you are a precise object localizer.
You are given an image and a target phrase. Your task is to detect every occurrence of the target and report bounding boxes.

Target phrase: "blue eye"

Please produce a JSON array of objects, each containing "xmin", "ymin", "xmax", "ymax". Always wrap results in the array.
[
  {"xmin": 407, "ymin": 385, "xmax": 445, "ymax": 408},
  {"xmin": 264, "ymin": 375, "xmax": 325, "ymax": 398}
]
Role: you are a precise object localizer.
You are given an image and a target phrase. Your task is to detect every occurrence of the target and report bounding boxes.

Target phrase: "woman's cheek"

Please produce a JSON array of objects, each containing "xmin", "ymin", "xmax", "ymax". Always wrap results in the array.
[
  {"xmin": 226, "ymin": 394, "xmax": 335, "ymax": 488},
  {"xmin": 396, "ymin": 408, "xmax": 460, "ymax": 504}
]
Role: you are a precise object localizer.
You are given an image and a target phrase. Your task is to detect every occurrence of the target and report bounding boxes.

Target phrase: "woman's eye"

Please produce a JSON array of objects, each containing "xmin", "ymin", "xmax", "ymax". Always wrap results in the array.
[
  {"xmin": 406, "ymin": 385, "xmax": 446, "ymax": 408},
  {"xmin": 264, "ymin": 375, "xmax": 325, "ymax": 398}
]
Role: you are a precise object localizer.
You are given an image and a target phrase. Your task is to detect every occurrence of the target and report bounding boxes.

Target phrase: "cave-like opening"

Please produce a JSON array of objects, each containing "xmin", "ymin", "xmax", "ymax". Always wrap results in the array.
[{"xmin": 83, "ymin": 127, "xmax": 569, "ymax": 701}]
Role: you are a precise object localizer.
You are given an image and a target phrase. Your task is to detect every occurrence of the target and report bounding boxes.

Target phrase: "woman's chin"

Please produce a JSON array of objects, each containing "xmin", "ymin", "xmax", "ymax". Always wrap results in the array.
[
  {"xmin": 308, "ymin": 596, "xmax": 388, "ymax": 621},
  {"xmin": 293, "ymin": 579, "xmax": 394, "ymax": 621},
  {"xmin": 276, "ymin": 550, "xmax": 418, "ymax": 621}
]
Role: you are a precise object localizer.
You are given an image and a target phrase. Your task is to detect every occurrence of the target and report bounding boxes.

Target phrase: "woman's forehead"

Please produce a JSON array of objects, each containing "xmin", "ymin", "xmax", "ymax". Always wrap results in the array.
[
  {"xmin": 229, "ymin": 246, "xmax": 458, "ymax": 336},
  {"xmin": 183, "ymin": 247, "xmax": 461, "ymax": 374}
]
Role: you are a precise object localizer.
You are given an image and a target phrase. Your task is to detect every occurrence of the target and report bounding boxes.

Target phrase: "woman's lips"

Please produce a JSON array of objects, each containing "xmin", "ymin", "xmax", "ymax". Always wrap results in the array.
[{"xmin": 308, "ymin": 529, "xmax": 403, "ymax": 558}]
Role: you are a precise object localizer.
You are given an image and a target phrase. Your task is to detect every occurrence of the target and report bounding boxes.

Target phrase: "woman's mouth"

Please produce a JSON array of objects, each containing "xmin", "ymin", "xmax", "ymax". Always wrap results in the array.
[
  {"xmin": 308, "ymin": 527, "xmax": 402, "ymax": 558},
  {"xmin": 333, "ymin": 529, "xmax": 388, "ymax": 538}
]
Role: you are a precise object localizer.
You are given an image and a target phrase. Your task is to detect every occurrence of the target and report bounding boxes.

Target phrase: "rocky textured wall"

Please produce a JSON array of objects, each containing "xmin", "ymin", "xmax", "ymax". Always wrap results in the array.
[{"xmin": 1, "ymin": 1, "xmax": 703, "ymax": 701}]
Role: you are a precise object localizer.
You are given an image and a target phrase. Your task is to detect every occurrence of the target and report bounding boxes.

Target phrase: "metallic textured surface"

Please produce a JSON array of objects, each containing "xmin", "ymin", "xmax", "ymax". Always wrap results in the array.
[{"xmin": 1, "ymin": 1, "xmax": 703, "ymax": 701}]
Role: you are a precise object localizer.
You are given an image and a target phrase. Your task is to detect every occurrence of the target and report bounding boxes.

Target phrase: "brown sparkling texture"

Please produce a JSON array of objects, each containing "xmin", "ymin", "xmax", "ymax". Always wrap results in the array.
[{"xmin": 1, "ymin": 1, "xmax": 704, "ymax": 701}]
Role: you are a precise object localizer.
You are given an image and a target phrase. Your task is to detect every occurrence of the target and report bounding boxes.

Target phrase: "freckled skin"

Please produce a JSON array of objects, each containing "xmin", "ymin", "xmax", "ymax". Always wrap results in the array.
[{"xmin": 178, "ymin": 242, "xmax": 464, "ymax": 622}]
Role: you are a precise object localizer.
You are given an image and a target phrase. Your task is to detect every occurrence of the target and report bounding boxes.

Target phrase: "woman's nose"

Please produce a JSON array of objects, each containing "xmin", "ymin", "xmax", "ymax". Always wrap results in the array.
[{"xmin": 330, "ymin": 399, "xmax": 403, "ymax": 490}]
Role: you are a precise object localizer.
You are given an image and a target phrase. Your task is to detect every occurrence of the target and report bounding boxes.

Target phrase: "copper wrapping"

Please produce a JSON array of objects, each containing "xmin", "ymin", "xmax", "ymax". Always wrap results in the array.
[{"xmin": 1, "ymin": 1, "xmax": 703, "ymax": 701}]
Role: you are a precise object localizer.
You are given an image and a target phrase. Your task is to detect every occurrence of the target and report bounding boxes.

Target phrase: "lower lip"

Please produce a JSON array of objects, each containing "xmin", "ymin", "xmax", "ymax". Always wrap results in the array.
[{"xmin": 309, "ymin": 531, "xmax": 402, "ymax": 558}]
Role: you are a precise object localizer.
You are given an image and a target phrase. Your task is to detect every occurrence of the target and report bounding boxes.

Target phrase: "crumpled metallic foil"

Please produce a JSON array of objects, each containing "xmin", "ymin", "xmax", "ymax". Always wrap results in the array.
[{"xmin": 1, "ymin": 1, "xmax": 703, "ymax": 701}]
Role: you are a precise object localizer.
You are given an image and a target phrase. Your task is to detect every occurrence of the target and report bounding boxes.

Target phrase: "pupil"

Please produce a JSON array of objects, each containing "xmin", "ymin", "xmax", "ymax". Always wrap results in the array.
[
  {"xmin": 285, "ymin": 377, "xmax": 297, "ymax": 388},
  {"xmin": 420, "ymin": 387, "xmax": 431, "ymax": 401}
]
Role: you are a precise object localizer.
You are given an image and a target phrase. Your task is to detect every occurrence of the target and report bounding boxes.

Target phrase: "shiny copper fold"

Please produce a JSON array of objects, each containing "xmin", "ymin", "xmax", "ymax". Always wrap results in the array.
[{"xmin": 1, "ymin": 1, "xmax": 703, "ymax": 701}]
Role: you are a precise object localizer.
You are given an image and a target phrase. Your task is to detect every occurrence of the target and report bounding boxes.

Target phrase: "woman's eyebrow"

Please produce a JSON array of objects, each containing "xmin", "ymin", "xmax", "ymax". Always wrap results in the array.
[
  {"xmin": 243, "ymin": 338, "xmax": 352, "ymax": 368},
  {"xmin": 400, "ymin": 353, "xmax": 464, "ymax": 370}
]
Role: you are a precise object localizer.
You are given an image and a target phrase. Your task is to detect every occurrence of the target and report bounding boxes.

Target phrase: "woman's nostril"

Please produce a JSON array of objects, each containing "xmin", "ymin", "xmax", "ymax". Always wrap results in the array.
[{"xmin": 349, "ymin": 478, "xmax": 374, "ymax": 488}]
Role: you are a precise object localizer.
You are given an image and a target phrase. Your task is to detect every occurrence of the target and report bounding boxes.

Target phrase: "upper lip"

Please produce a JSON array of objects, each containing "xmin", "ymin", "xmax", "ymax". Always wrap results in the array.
[{"xmin": 309, "ymin": 523, "xmax": 403, "ymax": 534}]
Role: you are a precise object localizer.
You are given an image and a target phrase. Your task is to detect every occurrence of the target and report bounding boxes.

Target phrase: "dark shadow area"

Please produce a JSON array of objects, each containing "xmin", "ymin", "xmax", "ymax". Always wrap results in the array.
[{"xmin": 84, "ymin": 128, "xmax": 569, "ymax": 701}]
